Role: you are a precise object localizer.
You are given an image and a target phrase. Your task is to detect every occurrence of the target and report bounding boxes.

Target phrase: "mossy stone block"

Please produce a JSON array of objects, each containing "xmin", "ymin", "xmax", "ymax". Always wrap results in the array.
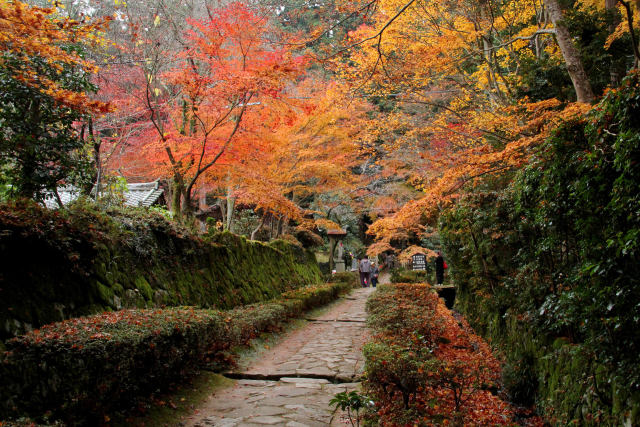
[
  {"xmin": 135, "ymin": 276, "xmax": 153, "ymax": 301},
  {"xmin": 96, "ymin": 281, "xmax": 115, "ymax": 306}
]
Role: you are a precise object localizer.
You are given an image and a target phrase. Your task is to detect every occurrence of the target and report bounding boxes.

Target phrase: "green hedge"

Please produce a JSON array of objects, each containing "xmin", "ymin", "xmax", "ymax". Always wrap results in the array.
[
  {"xmin": 327, "ymin": 271, "xmax": 359, "ymax": 287},
  {"xmin": 0, "ymin": 200, "xmax": 322, "ymax": 341},
  {"xmin": 0, "ymin": 280, "xmax": 352, "ymax": 424},
  {"xmin": 389, "ymin": 269, "xmax": 430, "ymax": 284}
]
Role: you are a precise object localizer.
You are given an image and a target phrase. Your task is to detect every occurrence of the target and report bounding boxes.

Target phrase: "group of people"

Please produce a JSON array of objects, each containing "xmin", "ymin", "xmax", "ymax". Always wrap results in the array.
[
  {"xmin": 356, "ymin": 251, "xmax": 448, "ymax": 288},
  {"xmin": 358, "ymin": 256, "xmax": 379, "ymax": 288}
]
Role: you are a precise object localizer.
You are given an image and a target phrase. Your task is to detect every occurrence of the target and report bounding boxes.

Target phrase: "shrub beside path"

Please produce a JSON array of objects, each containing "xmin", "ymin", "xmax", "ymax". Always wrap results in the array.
[{"xmin": 186, "ymin": 286, "xmax": 375, "ymax": 427}]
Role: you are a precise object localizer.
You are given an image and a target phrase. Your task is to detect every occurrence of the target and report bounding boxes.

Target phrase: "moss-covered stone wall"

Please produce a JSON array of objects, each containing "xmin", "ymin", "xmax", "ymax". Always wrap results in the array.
[
  {"xmin": 454, "ymin": 288, "xmax": 640, "ymax": 425},
  {"xmin": 0, "ymin": 201, "xmax": 322, "ymax": 342}
]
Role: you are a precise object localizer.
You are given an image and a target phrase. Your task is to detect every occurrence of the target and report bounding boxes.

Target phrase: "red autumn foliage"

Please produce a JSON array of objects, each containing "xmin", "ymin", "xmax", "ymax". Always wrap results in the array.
[{"xmin": 364, "ymin": 284, "xmax": 544, "ymax": 426}]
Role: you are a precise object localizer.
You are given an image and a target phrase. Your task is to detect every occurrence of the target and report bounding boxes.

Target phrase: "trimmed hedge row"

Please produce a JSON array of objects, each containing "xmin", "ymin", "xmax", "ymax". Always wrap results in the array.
[
  {"xmin": 363, "ymin": 284, "xmax": 521, "ymax": 426},
  {"xmin": 389, "ymin": 269, "xmax": 430, "ymax": 284},
  {"xmin": 0, "ymin": 280, "xmax": 353, "ymax": 424},
  {"xmin": 327, "ymin": 271, "xmax": 359, "ymax": 287}
]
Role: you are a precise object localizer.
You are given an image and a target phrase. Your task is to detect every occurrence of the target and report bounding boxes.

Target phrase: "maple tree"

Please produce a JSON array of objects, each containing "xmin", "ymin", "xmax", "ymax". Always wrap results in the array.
[
  {"xmin": 93, "ymin": 1, "xmax": 375, "ymax": 240},
  {"xmin": 101, "ymin": 2, "xmax": 308, "ymax": 220},
  {"xmin": 262, "ymin": 82, "xmax": 370, "ymax": 230},
  {"xmin": 195, "ymin": 99, "xmax": 306, "ymax": 234},
  {"xmin": 197, "ymin": 78, "xmax": 373, "ymax": 240}
]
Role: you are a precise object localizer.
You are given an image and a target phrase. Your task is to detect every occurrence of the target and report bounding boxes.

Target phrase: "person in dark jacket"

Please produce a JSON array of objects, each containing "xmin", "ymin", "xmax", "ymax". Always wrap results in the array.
[
  {"xmin": 359, "ymin": 257, "xmax": 371, "ymax": 287},
  {"xmin": 371, "ymin": 263, "xmax": 379, "ymax": 287},
  {"xmin": 435, "ymin": 251, "xmax": 445, "ymax": 285}
]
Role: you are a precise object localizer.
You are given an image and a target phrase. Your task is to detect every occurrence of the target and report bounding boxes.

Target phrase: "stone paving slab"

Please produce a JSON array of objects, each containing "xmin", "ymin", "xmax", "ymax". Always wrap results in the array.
[
  {"xmin": 190, "ymin": 379, "xmax": 359, "ymax": 426},
  {"xmin": 309, "ymin": 287, "xmax": 371, "ymax": 323},
  {"xmin": 186, "ymin": 288, "xmax": 373, "ymax": 427},
  {"xmin": 244, "ymin": 321, "xmax": 367, "ymax": 380}
]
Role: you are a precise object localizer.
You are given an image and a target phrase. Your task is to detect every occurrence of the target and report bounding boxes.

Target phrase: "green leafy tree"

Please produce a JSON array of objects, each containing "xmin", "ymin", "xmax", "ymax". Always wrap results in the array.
[{"xmin": 0, "ymin": 54, "xmax": 95, "ymax": 201}]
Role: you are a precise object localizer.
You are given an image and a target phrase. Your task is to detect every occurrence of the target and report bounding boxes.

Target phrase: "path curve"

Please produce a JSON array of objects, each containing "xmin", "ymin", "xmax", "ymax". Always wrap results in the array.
[{"xmin": 186, "ymin": 287, "xmax": 374, "ymax": 427}]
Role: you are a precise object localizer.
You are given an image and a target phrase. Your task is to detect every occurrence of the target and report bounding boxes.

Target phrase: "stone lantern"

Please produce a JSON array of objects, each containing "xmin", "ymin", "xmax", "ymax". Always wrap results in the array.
[{"xmin": 327, "ymin": 229, "xmax": 347, "ymax": 273}]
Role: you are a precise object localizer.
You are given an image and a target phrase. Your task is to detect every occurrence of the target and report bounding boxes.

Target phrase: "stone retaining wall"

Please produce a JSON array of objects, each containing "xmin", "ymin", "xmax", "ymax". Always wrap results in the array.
[{"xmin": 0, "ymin": 201, "xmax": 321, "ymax": 342}]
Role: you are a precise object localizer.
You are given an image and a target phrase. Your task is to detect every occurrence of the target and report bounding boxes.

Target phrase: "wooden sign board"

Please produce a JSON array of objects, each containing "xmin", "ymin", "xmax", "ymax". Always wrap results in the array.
[{"xmin": 412, "ymin": 253, "xmax": 427, "ymax": 271}]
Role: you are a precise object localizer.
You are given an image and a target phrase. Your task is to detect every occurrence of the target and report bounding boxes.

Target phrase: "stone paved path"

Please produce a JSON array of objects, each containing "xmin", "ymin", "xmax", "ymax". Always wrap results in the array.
[{"xmin": 186, "ymin": 287, "xmax": 374, "ymax": 427}]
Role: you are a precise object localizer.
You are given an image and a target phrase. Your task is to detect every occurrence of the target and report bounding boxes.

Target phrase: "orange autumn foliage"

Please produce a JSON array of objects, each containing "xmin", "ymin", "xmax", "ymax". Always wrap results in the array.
[
  {"xmin": 0, "ymin": 0, "xmax": 111, "ymax": 113},
  {"xmin": 190, "ymin": 78, "xmax": 368, "ymax": 225},
  {"xmin": 103, "ymin": 2, "xmax": 308, "ymax": 217},
  {"xmin": 366, "ymin": 100, "xmax": 590, "ymax": 243},
  {"xmin": 328, "ymin": 0, "xmax": 596, "ymax": 245}
]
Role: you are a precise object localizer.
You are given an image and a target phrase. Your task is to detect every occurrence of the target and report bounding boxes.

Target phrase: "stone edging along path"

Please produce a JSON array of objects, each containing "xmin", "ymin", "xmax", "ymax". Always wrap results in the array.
[{"xmin": 185, "ymin": 286, "xmax": 375, "ymax": 427}]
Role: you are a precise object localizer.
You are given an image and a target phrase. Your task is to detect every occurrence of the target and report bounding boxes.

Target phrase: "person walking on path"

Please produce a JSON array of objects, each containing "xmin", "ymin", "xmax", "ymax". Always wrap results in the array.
[
  {"xmin": 435, "ymin": 251, "xmax": 447, "ymax": 285},
  {"xmin": 359, "ymin": 256, "xmax": 371, "ymax": 287},
  {"xmin": 371, "ymin": 262, "xmax": 379, "ymax": 288}
]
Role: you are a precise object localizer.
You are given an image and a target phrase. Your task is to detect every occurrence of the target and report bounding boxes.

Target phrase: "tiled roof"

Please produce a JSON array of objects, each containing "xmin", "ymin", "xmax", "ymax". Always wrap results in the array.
[
  {"xmin": 125, "ymin": 182, "xmax": 165, "ymax": 207},
  {"xmin": 43, "ymin": 186, "xmax": 81, "ymax": 209},
  {"xmin": 44, "ymin": 181, "xmax": 164, "ymax": 209}
]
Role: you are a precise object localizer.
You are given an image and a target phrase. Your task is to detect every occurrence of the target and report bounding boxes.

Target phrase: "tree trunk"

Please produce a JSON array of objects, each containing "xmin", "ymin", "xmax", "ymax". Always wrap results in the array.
[
  {"xmin": 217, "ymin": 198, "xmax": 227, "ymax": 227},
  {"xmin": 53, "ymin": 188, "xmax": 64, "ymax": 208},
  {"xmin": 280, "ymin": 216, "xmax": 288, "ymax": 237},
  {"xmin": 89, "ymin": 118, "xmax": 102, "ymax": 200},
  {"xmin": 483, "ymin": 37, "xmax": 499, "ymax": 103},
  {"xmin": 18, "ymin": 149, "xmax": 37, "ymax": 200},
  {"xmin": 545, "ymin": 0, "xmax": 595, "ymax": 103},
  {"xmin": 276, "ymin": 216, "xmax": 284, "ymax": 238},
  {"xmin": 171, "ymin": 178, "xmax": 184, "ymax": 221},
  {"xmin": 225, "ymin": 184, "xmax": 236, "ymax": 232},
  {"xmin": 479, "ymin": 5, "xmax": 505, "ymax": 103},
  {"xmin": 620, "ymin": 0, "xmax": 640, "ymax": 68},
  {"xmin": 251, "ymin": 213, "xmax": 267, "ymax": 240},
  {"xmin": 329, "ymin": 237, "xmax": 337, "ymax": 273},
  {"xmin": 180, "ymin": 99, "xmax": 188, "ymax": 135},
  {"xmin": 269, "ymin": 215, "xmax": 275, "ymax": 239},
  {"xmin": 19, "ymin": 99, "xmax": 41, "ymax": 200},
  {"xmin": 181, "ymin": 189, "xmax": 193, "ymax": 219},
  {"xmin": 606, "ymin": 0, "xmax": 623, "ymax": 86}
]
